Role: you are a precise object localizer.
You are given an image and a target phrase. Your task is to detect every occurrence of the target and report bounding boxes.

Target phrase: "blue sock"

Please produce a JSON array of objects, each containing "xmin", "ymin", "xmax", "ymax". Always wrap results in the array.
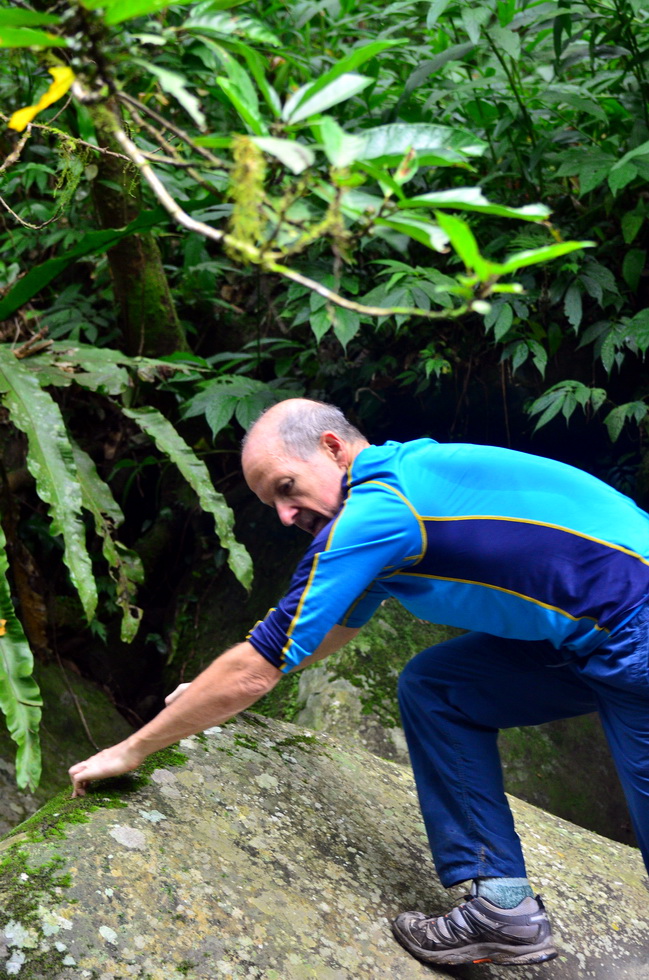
[{"xmin": 475, "ymin": 877, "xmax": 534, "ymax": 909}]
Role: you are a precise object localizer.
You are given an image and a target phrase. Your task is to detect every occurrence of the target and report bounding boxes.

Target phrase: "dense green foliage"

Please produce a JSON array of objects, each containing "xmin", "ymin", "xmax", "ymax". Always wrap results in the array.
[{"xmin": 0, "ymin": 0, "xmax": 647, "ymax": 788}]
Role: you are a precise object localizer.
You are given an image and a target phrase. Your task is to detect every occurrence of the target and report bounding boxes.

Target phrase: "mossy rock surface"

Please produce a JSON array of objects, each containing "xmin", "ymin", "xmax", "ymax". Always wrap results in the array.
[
  {"xmin": 0, "ymin": 715, "xmax": 647, "ymax": 980},
  {"xmin": 0, "ymin": 663, "xmax": 133, "ymax": 837}
]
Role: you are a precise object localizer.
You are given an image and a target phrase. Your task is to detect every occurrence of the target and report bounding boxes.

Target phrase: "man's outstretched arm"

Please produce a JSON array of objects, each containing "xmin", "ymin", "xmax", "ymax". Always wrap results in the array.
[
  {"xmin": 68, "ymin": 641, "xmax": 281, "ymax": 797},
  {"xmin": 68, "ymin": 625, "xmax": 360, "ymax": 797}
]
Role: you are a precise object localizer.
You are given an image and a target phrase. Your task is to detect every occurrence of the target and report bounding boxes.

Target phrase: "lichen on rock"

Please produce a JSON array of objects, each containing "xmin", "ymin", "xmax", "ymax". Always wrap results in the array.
[{"xmin": 1, "ymin": 715, "xmax": 648, "ymax": 979}]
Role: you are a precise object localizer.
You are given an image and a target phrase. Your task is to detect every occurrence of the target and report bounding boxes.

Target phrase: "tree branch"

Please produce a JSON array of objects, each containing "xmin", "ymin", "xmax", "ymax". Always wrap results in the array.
[{"xmin": 90, "ymin": 92, "xmax": 468, "ymax": 323}]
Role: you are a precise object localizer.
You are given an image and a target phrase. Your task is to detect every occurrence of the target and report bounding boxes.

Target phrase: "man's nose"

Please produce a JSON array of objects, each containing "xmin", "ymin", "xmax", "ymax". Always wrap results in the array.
[{"xmin": 276, "ymin": 501, "xmax": 297, "ymax": 526}]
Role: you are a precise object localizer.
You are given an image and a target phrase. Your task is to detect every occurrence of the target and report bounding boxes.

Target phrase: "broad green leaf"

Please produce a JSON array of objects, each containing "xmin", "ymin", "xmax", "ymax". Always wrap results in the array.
[
  {"xmin": 579, "ymin": 161, "xmax": 613, "ymax": 196},
  {"xmin": 403, "ymin": 44, "xmax": 475, "ymax": 95},
  {"xmin": 608, "ymin": 163, "xmax": 637, "ymax": 195},
  {"xmin": 285, "ymin": 40, "xmax": 403, "ymax": 119},
  {"xmin": 186, "ymin": 0, "xmax": 249, "ymax": 10},
  {"xmin": 104, "ymin": 0, "xmax": 191, "ymax": 25},
  {"xmin": 621, "ymin": 209, "xmax": 644, "ymax": 245},
  {"xmin": 405, "ymin": 187, "xmax": 551, "ymax": 222},
  {"xmin": 497, "ymin": 241, "xmax": 593, "ymax": 275},
  {"xmin": 0, "ymin": 10, "xmax": 60, "ymax": 26},
  {"xmin": 0, "ymin": 26, "xmax": 66, "ymax": 47},
  {"xmin": 611, "ymin": 139, "xmax": 649, "ymax": 173},
  {"xmin": 331, "ymin": 307, "xmax": 361, "ymax": 350},
  {"xmin": 555, "ymin": 149, "xmax": 615, "ymax": 196},
  {"xmin": 236, "ymin": 44, "xmax": 282, "ymax": 116},
  {"xmin": 354, "ymin": 159, "xmax": 407, "ymax": 200},
  {"xmin": 528, "ymin": 339, "xmax": 548, "ymax": 377},
  {"xmin": 134, "ymin": 59, "xmax": 205, "ymax": 129},
  {"xmin": 0, "ymin": 352, "xmax": 97, "ymax": 621},
  {"xmin": 493, "ymin": 303, "xmax": 513, "ymax": 341},
  {"xmin": 376, "ymin": 214, "xmax": 449, "ymax": 252},
  {"xmin": 310, "ymin": 308, "xmax": 331, "ymax": 342},
  {"xmin": 123, "ymin": 406, "xmax": 252, "ymax": 590},
  {"xmin": 320, "ymin": 182, "xmax": 382, "ymax": 210},
  {"xmin": 600, "ymin": 328, "xmax": 623, "ymax": 374},
  {"xmin": 284, "ymin": 73, "xmax": 374, "ymax": 124},
  {"xmin": 426, "ymin": 0, "xmax": 451, "ymax": 27},
  {"xmin": 234, "ymin": 389, "xmax": 275, "ymax": 430},
  {"xmin": 70, "ymin": 441, "xmax": 144, "ymax": 644},
  {"xmin": 0, "ymin": 522, "xmax": 42, "ymax": 792},
  {"xmin": 435, "ymin": 212, "xmax": 489, "ymax": 278},
  {"xmin": 359, "ymin": 123, "xmax": 486, "ymax": 166},
  {"xmin": 564, "ymin": 283, "xmax": 583, "ymax": 329},
  {"xmin": 510, "ymin": 340, "xmax": 528, "ymax": 374},
  {"xmin": 217, "ymin": 77, "xmax": 267, "ymax": 135},
  {"xmin": 206, "ymin": 393, "xmax": 238, "ymax": 436},
  {"xmin": 181, "ymin": 376, "xmax": 277, "ymax": 436},
  {"xmin": 530, "ymin": 390, "xmax": 566, "ymax": 431},
  {"xmin": 252, "ymin": 137, "xmax": 315, "ymax": 174},
  {"xmin": 628, "ymin": 309, "xmax": 649, "ymax": 354},
  {"xmin": 461, "ymin": 6, "xmax": 490, "ymax": 44},
  {"xmin": 219, "ymin": 48, "xmax": 260, "ymax": 114},
  {"xmin": 542, "ymin": 87, "xmax": 607, "ymax": 124},
  {"xmin": 314, "ymin": 117, "xmax": 367, "ymax": 168},
  {"xmin": 489, "ymin": 25, "xmax": 521, "ymax": 60},
  {"xmin": 183, "ymin": 5, "xmax": 281, "ymax": 45},
  {"xmin": 622, "ymin": 249, "xmax": 646, "ymax": 292},
  {"xmin": 604, "ymin": 402, "xmax": 648, "ymax": 442}
]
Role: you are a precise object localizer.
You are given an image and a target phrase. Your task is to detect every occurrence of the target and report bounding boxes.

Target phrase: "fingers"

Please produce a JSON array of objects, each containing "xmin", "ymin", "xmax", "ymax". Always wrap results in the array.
[
  {"xmin": 68, "ymin": 741, "xmax": 142, "ymax": 799},
  {"xmin": 69, "ymin": 759, "xmax": 92, "ymax": 797},
  {"xmin": 164, "ymin": 682, "xmax": 191, "ymax": 706}
]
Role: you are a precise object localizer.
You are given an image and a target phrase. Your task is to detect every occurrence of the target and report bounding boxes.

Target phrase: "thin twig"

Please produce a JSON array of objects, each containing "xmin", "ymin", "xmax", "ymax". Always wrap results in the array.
[
  {"xmin": 122, "ymin": 98, "xmax": 226, "ymax": 193},
  {"xmin": 0, "ymin": 192, "xmax": 62, "ymax": 230},
  {"xmin": 0, "ymin": 126, "xmax": 32, "ymax": 175},
  {"xmin": 117, "ymin": 90, "xmax": 227, "ymax": 169},
  {"xmin": 13, "ymin": 327, "xmax": 53, "ymax": 359}
]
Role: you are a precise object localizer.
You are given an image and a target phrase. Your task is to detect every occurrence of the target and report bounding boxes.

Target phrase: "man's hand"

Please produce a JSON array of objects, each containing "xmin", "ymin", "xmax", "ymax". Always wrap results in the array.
[
  {"xmin": 69, "ymin": 739, "xmax": 143, "ymax": 798},
  {"xmin": 68, "ymin": 682, "xmax": 189, "ymax": 797}
]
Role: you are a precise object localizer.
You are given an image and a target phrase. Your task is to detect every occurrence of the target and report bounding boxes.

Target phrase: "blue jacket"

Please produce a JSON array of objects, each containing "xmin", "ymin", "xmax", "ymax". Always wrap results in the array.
[{"xmin": 248, "ymin": 440, "xmax": 649, "ymax": 672}]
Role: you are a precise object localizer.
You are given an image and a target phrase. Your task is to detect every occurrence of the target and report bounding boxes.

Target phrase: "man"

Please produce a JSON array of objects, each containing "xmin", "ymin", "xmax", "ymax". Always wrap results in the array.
[{"xmin": 70, "ymin": 397, "xmax": 649, "ymax": 968}]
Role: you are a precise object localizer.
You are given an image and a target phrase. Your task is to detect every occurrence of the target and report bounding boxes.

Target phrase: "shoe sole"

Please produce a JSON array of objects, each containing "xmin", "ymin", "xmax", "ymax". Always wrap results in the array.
[{"xmin": 391, "ymin": 922, "xmax": 558, "ymax": 966}]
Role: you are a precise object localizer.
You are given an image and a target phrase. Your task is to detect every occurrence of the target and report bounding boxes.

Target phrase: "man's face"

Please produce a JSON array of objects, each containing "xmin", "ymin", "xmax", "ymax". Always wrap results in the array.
[{"xmin": 242, "ymin": 434, "xmax": 348, "ymax": 537}]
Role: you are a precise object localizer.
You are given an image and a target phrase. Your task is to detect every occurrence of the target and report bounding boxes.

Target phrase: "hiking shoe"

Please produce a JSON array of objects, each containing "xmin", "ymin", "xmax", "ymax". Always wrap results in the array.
[{"xmin": 391, "ymin": 889, "xmax": 558, "ymax": 966}]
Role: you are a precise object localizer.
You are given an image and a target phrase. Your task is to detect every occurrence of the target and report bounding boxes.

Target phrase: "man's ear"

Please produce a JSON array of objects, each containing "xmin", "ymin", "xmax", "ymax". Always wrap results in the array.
[{"xmin": 320, "ymin": 431, "xmax": 348, "ymax": 467}]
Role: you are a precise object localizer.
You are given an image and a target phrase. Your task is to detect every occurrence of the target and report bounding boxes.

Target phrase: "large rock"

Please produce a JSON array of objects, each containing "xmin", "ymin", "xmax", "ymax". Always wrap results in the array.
[
  {"xmin": 0, "ymin": 662, "xmax": 133, "ymax": 836},
  {"xmin": 1, "ymin": 714, "xmax": 647, "ymax": 980}
]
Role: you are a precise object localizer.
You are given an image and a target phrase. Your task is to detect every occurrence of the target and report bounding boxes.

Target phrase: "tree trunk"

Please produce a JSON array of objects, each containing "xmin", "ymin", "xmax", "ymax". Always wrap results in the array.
[{"xmin": 90, "ymin": 104, "xmax": 188, "ymax": 357}]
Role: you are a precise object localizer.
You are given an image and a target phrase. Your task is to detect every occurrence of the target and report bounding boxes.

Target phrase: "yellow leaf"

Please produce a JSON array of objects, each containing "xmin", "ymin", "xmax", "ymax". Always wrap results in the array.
[
  {"xmin": 0, "ymin": 620, "xmax": 6, "ymax": 636},
  {"xmin": 8, "ymin": 66, "xmax": 75, "ymax": 132}
]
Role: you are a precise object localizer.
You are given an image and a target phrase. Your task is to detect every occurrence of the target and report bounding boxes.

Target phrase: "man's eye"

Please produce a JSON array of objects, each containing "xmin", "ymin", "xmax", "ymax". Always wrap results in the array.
[{"xmin": 279, "ymin": 481, "xmax": 293, "ymax": 495}]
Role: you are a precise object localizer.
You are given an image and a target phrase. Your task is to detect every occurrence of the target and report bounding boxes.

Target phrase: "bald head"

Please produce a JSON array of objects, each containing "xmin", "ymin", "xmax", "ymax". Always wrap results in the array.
[{"xmin": 242, "ymin": 398, "xmax": 366, "ymax": 463}]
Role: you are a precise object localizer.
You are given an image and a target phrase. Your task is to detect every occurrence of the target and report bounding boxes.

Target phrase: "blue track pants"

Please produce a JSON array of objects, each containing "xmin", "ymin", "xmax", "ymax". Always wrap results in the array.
[{"xmin": 397, "ymin": 604, "xmax": 649, "ymax": 888}]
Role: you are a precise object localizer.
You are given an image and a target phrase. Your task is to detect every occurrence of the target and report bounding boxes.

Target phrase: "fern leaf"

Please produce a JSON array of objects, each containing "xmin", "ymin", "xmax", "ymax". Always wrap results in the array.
[
  {"xmin": 0, "ymin": 352, "xmax": 97, "ymax": 621},
  {"xmin": 0, "ymin": 521, "xmax": 42, "ymax": 791},
  {"xmin": 70, "ymin": 441, "xmax": 144, "ymax": 643},
  {"xmin": 123, "ymin": 406, "xmax": 253, "ymax": 590}
]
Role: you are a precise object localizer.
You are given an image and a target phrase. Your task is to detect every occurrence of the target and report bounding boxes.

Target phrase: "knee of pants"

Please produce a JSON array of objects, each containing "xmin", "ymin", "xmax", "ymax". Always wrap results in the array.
[{"xmin": 397, "ymin": 650, "xmax": 445, "ymax": 711}]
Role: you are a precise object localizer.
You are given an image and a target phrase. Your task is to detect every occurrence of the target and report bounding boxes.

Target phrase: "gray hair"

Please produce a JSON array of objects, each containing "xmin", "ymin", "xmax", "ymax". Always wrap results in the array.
[{"xmin": 244, "ymin": 399, "xmax": 365, "ymax": 460}]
